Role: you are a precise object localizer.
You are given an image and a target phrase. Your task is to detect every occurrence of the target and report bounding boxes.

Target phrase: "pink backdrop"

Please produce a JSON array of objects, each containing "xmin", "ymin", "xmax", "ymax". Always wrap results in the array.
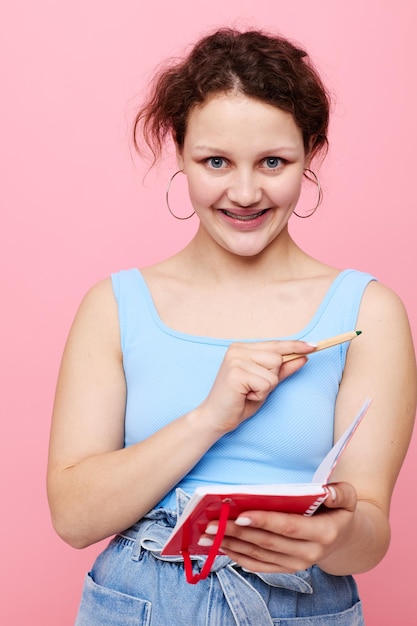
[{"xmin": 1, "ymin": 1, "xmax": 416, "ymax": 623}]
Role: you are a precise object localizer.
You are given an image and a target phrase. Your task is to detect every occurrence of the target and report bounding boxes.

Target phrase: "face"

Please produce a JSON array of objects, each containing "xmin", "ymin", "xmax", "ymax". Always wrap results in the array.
[{"xmin": 177, "ymin": 92, "xmax": 308, "ymax": 258}]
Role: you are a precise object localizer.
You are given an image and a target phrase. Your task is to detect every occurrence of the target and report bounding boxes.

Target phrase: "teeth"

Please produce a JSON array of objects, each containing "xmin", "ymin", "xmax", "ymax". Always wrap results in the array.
[{"xmin": 223, "ymin": 209, "xmax": 266, "ymax": 221}]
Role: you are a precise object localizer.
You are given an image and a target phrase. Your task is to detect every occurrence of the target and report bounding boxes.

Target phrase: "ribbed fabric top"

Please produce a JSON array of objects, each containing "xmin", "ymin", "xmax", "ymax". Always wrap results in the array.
[{"xmin": 111, "ymin": 268, "xmax": 375, "ymax": 510}]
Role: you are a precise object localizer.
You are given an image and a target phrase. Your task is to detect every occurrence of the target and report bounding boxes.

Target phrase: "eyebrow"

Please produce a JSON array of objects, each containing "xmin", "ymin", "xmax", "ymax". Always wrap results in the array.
[
  {"xmin": 192, "ymin": 145, "xmax": 299, "ymax": 155},
  {"xmin": 192, "ymin": 145, "xmax": 227, "ymax": 153}
]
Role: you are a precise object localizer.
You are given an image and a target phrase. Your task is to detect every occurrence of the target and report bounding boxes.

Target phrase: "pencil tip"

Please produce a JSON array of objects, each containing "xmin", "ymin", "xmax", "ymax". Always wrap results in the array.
[{"xmin": 356, "ymin": 330, "xmax": 362, "ymax": 336}]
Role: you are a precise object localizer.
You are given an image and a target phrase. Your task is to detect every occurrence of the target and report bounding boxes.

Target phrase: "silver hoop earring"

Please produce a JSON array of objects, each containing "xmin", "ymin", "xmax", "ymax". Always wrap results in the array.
[
  {"xmin": 166, "ymin": 170, "xmax": 195, "ymax": 220},
  {"xmin": 293, "ymin": 169, "xmax": 323, "ymax": 218}
]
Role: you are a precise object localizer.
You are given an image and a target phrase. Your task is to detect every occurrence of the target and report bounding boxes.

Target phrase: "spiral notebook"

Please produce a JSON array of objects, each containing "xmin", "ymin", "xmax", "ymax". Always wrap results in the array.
[{"xmin": 161, "ymin": 398, "xmax": 371, "ymax": 583}]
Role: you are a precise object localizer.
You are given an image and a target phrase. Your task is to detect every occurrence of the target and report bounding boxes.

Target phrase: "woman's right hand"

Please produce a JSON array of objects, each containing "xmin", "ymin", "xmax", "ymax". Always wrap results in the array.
[{"xmin": 199, "ymin": 340, "xmax": 316, "ymax": 434}]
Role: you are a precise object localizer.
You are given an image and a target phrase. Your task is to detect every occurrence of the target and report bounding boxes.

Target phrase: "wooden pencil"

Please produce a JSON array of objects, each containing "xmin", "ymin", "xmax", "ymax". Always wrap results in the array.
[{"xmin": 282, "ymin": 330, "xmax": 362, "ymax": 362}]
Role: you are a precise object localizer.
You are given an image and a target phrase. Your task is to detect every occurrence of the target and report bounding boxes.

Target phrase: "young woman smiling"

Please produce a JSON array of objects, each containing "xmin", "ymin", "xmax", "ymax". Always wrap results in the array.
[{"xmin": 47, "ymin": 28, "xmax": 416, "ymax": 625}]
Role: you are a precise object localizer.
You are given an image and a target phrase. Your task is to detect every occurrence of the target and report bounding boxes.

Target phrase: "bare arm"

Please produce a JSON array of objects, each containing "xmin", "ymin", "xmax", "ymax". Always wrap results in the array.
[
  {"xmin": 47, "ymin": 279, "xmax": 314, "ymax": 548},
  {"xmin": 215, "ymin": 282, "xmax": 416, "ymax": 575},
  {"xmin": 318, "ymin": 281, "xmax": 416, "ymax": 573},
  {"xmin": 47, "ymin": 279, "xmax": 222, "ymax": 547}
]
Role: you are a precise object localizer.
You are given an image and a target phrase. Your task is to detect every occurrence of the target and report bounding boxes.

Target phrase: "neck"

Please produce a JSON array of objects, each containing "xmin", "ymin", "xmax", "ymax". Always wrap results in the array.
[{"xmin": 176, "ymin": 225, "xmax": 308, "ymax": 285}]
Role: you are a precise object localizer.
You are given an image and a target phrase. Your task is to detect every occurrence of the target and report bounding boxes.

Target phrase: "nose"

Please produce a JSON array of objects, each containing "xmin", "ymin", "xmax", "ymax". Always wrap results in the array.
[{"xmin": 226, "ymin": 169, "xmax": 262, "ymax": 207}]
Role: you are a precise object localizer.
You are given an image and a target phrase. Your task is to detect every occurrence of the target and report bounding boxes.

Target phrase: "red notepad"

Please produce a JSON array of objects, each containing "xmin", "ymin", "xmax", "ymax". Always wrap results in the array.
[{"xmin": 161, "ymin": 398, "xmax": 371, "ymax": 583}]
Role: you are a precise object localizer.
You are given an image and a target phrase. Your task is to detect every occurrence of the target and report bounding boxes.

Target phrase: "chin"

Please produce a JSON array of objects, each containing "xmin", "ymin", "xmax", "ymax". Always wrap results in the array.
[{"xmin": 225, "ymin": 244, "xmax": 270, "ymax": 258}]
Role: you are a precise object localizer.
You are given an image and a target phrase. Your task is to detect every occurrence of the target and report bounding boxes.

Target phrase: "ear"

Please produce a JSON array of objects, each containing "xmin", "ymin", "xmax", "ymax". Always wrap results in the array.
[
  {"xmin": 304, "ymin": 153, "xmax": 312, "ymax": 169},
  {"xmin": 304, "ymin": 135, "xmax": 316, "ymax": 168}
]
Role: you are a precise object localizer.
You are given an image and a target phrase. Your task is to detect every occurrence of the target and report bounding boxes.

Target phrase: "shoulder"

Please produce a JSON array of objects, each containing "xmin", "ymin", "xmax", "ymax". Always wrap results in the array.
[
  {"xmin": 76, "ymin": 276, "xmax": 117, "ymax": 318},
  {"xmin": 348, "ymin": 280, "xmax": 416, "ymax": 394},
  {"xmin": 68, "ymin": 277, "xmax": 121, "ymax": 357},
  {"xmin": 354, "ymin": 280, "xmax": 414, "ymax": 360},
  {"xmin": 359, "ymin": 280, "xmax": 411, "ymax": 330}
]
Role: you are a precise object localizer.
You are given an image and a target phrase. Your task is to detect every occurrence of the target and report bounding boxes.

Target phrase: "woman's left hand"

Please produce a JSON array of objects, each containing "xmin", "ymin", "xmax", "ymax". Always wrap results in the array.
[{"xmin": 200, "ymin": 482, "xmax": 357, "ymax": 573}]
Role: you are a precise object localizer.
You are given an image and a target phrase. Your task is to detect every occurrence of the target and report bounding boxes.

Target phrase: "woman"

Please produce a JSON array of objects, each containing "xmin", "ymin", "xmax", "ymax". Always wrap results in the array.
[{"xmin": 47, "ymin": 29, "xmax": 416, "ymax": 624}]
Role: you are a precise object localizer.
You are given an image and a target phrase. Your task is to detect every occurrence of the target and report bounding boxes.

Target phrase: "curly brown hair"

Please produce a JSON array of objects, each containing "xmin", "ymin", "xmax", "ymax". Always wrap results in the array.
[{"xmin": 133, "ymin": 28, "xmax": 330, "ymax": 164}]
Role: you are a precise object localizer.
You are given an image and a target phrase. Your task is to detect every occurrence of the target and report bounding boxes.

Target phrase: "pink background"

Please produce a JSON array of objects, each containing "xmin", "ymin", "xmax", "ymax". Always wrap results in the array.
[{"xmin": 1, "ymin": 1, "xmax": 416, "ymax": 623}]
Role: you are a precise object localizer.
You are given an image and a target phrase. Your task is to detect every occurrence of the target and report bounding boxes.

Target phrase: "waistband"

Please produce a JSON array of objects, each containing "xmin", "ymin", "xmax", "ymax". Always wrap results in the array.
[{"xmin": 118, "ymin": 489, "xmax": 314, "ymax": 626}]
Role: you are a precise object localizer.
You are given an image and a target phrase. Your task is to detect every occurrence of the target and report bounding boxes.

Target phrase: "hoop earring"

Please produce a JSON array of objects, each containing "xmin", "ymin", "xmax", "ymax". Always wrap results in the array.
[
  {"xmin": 293, "ymin": 169, "xmax": 323, "ymax": 218},
  {"xmin": 166, "ymin": 170, "xmax": 195, "ymax": 220}
]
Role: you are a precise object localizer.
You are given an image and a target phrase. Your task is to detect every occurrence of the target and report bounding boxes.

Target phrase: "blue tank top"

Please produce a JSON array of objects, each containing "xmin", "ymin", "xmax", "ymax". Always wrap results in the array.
[{"xmin": 111, "ymin": 268, "xmax": 375, "ymax": 510}]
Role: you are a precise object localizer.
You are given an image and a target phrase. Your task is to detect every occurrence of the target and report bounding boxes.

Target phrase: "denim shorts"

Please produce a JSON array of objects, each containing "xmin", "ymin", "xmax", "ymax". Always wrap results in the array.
[{"xmin": 75, "ymin": 490, "xmax": 364, "ymax": 626}]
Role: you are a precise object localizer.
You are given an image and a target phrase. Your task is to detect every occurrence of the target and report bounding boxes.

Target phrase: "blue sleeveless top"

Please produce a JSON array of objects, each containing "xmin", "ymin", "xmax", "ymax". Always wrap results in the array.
[{"xmin": 111, "ymin": 268, "xmax": 375, "ymax": 510}]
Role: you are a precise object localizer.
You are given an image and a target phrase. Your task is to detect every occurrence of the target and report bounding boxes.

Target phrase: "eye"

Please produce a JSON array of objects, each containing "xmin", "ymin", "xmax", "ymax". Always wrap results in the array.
[
  {"xmin": 262, "ymin": 157, "xmax": 284, "ymax": 169},
  {"xmin": 207, "ymin": 157, "xmax": 226, "ymax": 169}
]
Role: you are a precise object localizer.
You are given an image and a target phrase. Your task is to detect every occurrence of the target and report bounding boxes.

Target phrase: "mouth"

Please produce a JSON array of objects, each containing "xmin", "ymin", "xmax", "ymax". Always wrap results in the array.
[{"xmin": 221, "ymin": 209, "xmax": 269, "ymax": 221}]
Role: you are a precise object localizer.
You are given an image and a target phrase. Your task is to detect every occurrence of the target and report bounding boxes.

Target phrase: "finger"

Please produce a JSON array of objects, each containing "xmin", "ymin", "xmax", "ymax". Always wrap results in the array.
[
  {"xmin": 231, "ymin": 511, "xmax": 308, "ymax": 540},
  {"xmin": 228, "ymin": 363, "xmax": 280, "ymax": 401},
  {"xmin": 236, "ymin": 340, "xmax": 317, "ymax": 358},
  {"xmin": 228, "ymin": 510, "xmax": 337, "ymax": 546},
  {"xmin": 231, "ymin": 350, "xmax": 284, "ymax": 374},
  {"xmin": 323, "ymin": 482, "xmax": 357, "ymax": 512},
  {"xmin": 219, "ymin": 524, "xmax": 320, "ymax": 572},
  {"xmin": 221, "ymin": 542, "xmax": 310, "ymax": 574},
  {"xmin": 278, "ymin": 357, "xmax": 309, "ymax": 381},
  {"xmin": 227, "ymin": 345, "xmax": 309, "ymax": 382},
  {"xmin": 198, "ymin": 523, "xmax": 311, "ymax": 572}
]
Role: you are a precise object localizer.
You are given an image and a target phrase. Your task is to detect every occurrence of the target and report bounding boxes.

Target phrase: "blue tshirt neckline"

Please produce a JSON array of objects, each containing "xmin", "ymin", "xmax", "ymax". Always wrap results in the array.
[{"xmin": 130, "ymin": 268, "xmax": 354, "ymax": 345}]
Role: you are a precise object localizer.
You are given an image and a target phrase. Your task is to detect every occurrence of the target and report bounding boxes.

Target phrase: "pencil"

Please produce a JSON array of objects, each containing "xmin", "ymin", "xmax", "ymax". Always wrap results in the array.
[{"xmin": 282, "ymin": 330, "xmax": 362, "ymax": 362}]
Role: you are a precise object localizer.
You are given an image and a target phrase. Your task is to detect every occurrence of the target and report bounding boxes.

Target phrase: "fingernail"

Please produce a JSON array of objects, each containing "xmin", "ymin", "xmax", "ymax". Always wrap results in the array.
[
  {"xmin": 197, "ymin": 537, "xmax": 214, "ymax": 547},
  {"xmin": 235, "ymin": 516, "xmax": 252, "ymax": 526},
  {"xmin": 306, "ymin": 342, "xmax": 318, "ymax": 348},
  {"xmin": 205, "ymin": 524, "xmax": 218, "ymax": 535},
  {"xmin": 327, "ymin": 486, "xmax": 337, "ymax": 501}
]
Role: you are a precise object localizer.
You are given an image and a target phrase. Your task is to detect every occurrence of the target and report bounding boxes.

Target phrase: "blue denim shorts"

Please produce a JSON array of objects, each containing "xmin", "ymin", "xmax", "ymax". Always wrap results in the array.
[{"xmin": 75, "ymin": 490, "xmax": 364, "ymax": 625}]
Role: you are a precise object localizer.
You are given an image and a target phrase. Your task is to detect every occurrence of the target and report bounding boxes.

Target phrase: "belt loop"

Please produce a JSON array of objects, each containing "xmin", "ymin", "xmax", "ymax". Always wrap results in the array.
[
  {"xmin": 130, "ymin": 520, "xmax": 154, "ymax": 562},
  {"xmin": 131, "ymin": 531, "xmax": 142, "ymax": 561}
]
